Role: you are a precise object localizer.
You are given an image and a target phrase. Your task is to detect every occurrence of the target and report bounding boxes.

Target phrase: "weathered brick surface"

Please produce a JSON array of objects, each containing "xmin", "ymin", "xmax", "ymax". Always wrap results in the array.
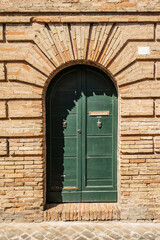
[
  {"xmin": 0, "ymin": 63, "xmax": 5, "ymax": 81},
  {"xmin": 0, "ymin": 82, "xmax": 42, "ymax": 99},
  {"xmin": 0, "ymin": 24, "xmax": 3, "ymax": 41},
  {"xmin": 6, "ymin": 24, "xmax": 36, "ymax": 41},
  {"xmin": 120, "ymin": 153, "xmax": 160, "ymax": 220},
  {"xmin": 0, "ymin": 139, "xmax": 7, "ymax": 156},
  {"xmin": 120, "ymin": 136, "xmax": 153, "ymax": 154},
  {"xmin": 7, "ymin": 63, "xmax": 46, "ymax": 87},
  {"xmin": 0, "ymin": 43, "xmax": 28, "ymax": 61},
  {"xmin": 0, "ymin": 101, "xmax": 6, "ymax": 118},
  {"xmin": 2, "ymin": 14, "xmax": 160, "ymax": 24},
  {"xmin": 44, "ymin": 203, "xmax": 120, "ymax": 221},
  {"xmin": 8, "ymin": 100, "xmax": 42, "ymax": 118},
  {"xmin": 116, "ymin": 62, "xmax": 154, "ymax": 86},
  {"xmin": 0, "ymin": 119, "xmax": 42, "ymax": 137},
  {"xmin": 120, "ymin": 81, "xmax": 160, "ymax": 98},
  {"xmin": 101, "ymin": 24, "xmax": 154, "ymax": 67},
  {"xmin": 155, "ymin": 137, "xmax": 160, "ymax": 153},
  {"xmin": 0, "ymin": 8, "xmax": 160, "ymax": 223},
  {"xmin": 156, "ymin": 62, "xmax": 160, "ymax": 79},
  {"xmin": 109, "ymin": 42, "xmax": 160, "ymax": 76},
  {"xmin": 1, "ymin": 0, "xmax": 160, "ymax": 12},
  {"xmin": 121, "ymin": 99, "xmax": 153, "ymax": 116},
  {"xmin": 9, "ymin": 138, "xmax": 43, "ymax": 156},
  {"xmin": 121, "ymin": 118, "xmax": 160, "ymax": 135},
  {"xmin": 155, "ymin": 99, "xmax": 160, "ymax": 116}
]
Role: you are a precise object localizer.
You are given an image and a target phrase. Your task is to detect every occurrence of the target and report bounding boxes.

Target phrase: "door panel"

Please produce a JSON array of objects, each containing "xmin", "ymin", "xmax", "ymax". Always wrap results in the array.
[
  {"xmin": 86, "ymin": 70, "xmax": 111, "ymax": 90},
  {"xmin": 87, "ymin": 116, "xmax": 112, "ymax": 135},
  {"xmin": 87, "ymin": 93, "xmax": 113, "ymax": 112},
  {"xmin": 50, "ymin": 158, "xmax": 77, "ymax": 187},
  {"xmin": 47, "ymin": 68, "xmax": 81, "ymax": 202},
  {"xmin": 87, "ymin": 136, "xmax": 112, "ymax": 156},
  {"xmin": 82, "ymin": 68, "xmax": 117, "ymax": 200},
  {"xmin": 87, "ymin": 157, "xmax": 112, "ymax": 179},
  {"xmin": 81, "ymin": 192, "xmax": 117, "ymax": 202},
  {"xmin": 52, "ymin": 92, "xmax": 77, "ymax": 114},
  {"xmin": 86, "ymin": 179, "xmax": 113, "ymax": 187},
  {"xmin": 46, "ymin": 65, "xmax": 117, "ymax": 203}
]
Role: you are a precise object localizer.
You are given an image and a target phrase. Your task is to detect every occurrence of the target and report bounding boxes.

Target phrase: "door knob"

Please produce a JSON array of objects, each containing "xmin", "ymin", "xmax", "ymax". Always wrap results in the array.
[{"xmin": 77, "ymin": 129, "xmax": 82, "ymax": 134}]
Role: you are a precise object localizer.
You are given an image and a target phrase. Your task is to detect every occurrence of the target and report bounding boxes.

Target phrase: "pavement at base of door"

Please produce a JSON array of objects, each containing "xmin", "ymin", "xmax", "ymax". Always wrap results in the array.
[{"xmin": 0, "ymin": 222, "xmax": 160, "ymax": 240}]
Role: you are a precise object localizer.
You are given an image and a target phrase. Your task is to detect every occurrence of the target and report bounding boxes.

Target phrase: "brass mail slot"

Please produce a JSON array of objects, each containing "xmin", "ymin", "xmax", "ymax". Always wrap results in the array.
[{"xmin": 89, "ymin": 111, "xmax": 110, "ymax": 116}]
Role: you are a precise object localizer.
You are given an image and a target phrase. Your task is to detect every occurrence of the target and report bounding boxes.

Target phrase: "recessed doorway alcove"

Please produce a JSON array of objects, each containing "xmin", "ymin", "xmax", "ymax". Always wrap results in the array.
[{"xmin": 46, "ymin": 64, "xmax": 118, "ymax": 209}]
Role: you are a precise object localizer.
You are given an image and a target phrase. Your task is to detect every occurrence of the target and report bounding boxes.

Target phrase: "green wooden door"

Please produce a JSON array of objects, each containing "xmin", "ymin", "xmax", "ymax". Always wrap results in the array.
[{"xmin": 46, "ymin": 65, "xmax": 117, "ymax": 203}]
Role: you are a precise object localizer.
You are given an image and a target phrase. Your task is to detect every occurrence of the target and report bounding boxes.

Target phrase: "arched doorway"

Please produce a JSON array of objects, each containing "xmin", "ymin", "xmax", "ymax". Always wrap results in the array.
[{"xmin": 46, "ymin": 65, "xmax": 117, "ymax": 203}]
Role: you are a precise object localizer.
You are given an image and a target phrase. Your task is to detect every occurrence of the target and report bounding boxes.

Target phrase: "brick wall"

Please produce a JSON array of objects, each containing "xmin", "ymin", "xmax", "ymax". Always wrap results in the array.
[
  {"xmin": 0, "ymin": 4, "xmax": 160, "ymax": 222},
  {"xmin": 1, "ymin": 0, "xmax": 160, "ymax": 12}
]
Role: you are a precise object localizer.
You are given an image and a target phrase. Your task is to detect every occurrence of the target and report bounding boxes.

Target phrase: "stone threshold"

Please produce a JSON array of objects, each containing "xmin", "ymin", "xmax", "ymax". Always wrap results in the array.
[{"xmin": 44, "ymin": 203, "xmax": 120, "ymax": 221}]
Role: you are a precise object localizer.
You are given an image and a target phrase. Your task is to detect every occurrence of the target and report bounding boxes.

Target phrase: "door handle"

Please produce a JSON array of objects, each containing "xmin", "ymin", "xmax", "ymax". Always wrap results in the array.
[{"xmin": 97, "ymin": 119, "xmax": 102, "ymax": 129}]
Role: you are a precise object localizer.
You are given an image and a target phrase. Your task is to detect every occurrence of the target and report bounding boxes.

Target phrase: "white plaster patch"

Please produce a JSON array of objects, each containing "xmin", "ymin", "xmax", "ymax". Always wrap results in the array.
[{"xmin": 138, "ymin": 46, "xmax": 150, "ymax": 55}]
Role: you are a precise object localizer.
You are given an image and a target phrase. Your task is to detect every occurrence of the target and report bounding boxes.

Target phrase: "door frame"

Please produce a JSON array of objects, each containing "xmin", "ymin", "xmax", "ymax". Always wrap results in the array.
[{"xmin": 44, "ymin": 62, "xmax": 119, "ymax": 204}]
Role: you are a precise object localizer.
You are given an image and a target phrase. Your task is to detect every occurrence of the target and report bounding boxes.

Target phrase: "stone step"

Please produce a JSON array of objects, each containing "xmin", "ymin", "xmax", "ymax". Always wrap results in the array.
[{"xmin": 44, "ymin": 203, "xmax": 120, "ymax": 221}]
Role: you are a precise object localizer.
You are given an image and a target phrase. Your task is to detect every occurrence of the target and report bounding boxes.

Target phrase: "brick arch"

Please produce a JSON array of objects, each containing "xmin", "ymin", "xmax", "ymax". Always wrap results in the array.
[
  {"xmin": 43, "ymin": 60, "xmax": 118, "ymax": 99},
  {"xmin": 5, "ymin": 22, "xmax": 154, "ymax": 90}
]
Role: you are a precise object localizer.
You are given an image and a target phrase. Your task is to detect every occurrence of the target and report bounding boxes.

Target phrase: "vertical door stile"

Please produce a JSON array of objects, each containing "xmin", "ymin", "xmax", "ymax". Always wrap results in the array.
[
  {"xmin": 113, "ymin": 95, "xmax": 118, "ymax": 191},
  {"xmin": 112, "ymin": 94, "xmax": 115, "ymax": 189},
  {"xmin": 77, "ymin": 70, "xmax": 82, "ymax": 192},
  {"xmin": 81, "ymin": 69, "xmax": 87, "ymax": 193}
]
